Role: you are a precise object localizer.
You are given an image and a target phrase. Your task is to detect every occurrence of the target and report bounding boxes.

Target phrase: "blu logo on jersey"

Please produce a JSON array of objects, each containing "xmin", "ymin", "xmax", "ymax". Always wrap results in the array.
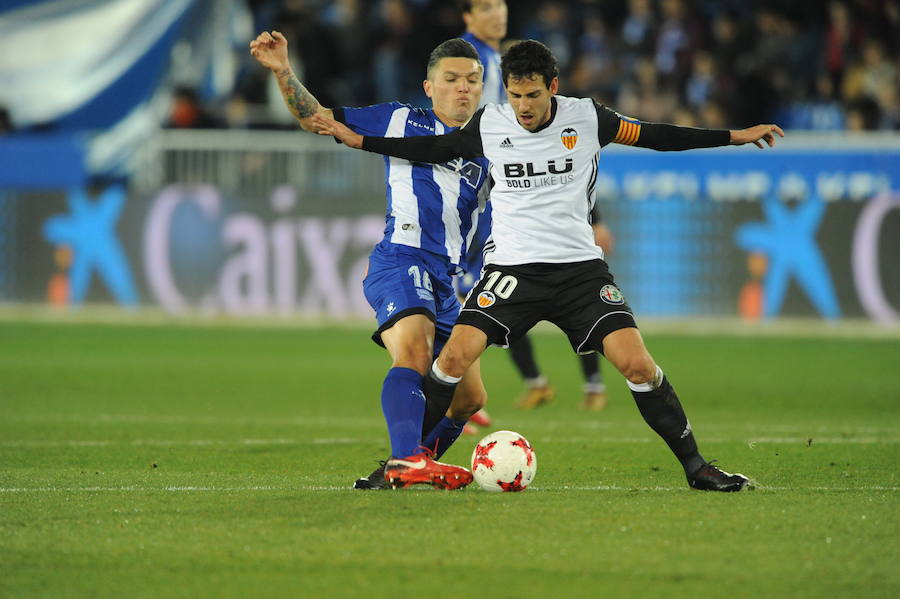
[{"xmin": 503, "ymin": 158, "xmax": 574, "ymax": 178}]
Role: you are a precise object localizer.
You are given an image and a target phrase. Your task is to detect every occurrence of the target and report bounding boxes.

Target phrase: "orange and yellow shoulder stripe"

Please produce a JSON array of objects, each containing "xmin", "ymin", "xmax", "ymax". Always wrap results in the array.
[{"xmin": 613, "ymin": 116, "xmax": 641, "ymax": 145}]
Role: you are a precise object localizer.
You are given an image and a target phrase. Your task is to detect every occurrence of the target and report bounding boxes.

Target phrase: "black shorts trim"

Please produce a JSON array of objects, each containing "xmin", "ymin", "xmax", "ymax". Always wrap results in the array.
[
  {"xmin": 371, "ymin": 307, "xmax": 435, "ymax": 348},
  {"xmin": 575, "ymin": 310, "xmax": 638, "ymax": 354},
  {"xmin": 457, "ymin": 307, "xmax": 513, "ymax": 348}
]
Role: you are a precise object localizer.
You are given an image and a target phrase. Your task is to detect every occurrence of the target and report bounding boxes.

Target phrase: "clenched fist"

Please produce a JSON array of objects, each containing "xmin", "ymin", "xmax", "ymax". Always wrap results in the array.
[{"xmin": 249, "ymin": 31, "xmax": 290, "ymax": 72}]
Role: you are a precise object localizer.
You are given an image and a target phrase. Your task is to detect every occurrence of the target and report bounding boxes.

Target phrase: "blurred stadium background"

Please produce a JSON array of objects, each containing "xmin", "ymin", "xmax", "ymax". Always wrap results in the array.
[
  {"xmin": 0, "ymin": 0, "xmax": 898, "ymax": 324},
  {"xmin": 2, "ymin": 3, "xmax": 899, "ymax": 597}
]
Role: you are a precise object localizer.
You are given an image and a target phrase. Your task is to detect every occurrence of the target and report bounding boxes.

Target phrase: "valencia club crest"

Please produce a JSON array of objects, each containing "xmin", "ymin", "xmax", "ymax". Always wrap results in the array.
[{"xmin": 561, "ymin": 127, "xmax": 578, "ymax": 150}]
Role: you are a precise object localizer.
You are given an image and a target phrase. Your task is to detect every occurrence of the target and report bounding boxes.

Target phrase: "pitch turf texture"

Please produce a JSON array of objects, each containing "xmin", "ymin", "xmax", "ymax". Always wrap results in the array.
[{"xmin": 1, "ymin": 320, "xmax": 897, "ymax": 599}]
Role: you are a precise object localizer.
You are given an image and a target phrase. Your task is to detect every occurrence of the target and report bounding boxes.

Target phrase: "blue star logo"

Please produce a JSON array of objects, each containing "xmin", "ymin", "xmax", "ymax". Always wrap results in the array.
[
  {"xmin": 43, "ymin": 186, "xmax": 138, "ymax": 306},
  {"xmin": 735, "ymin": 193, "xmax": 840, "ymax": 319}
]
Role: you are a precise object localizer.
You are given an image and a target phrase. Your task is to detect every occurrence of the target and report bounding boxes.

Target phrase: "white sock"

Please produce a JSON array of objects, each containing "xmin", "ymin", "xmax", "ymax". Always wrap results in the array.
[
  {"xmin": 524, "ymin": 376, "xmax": 548, "ymax": 389},
  {"xmin": 626, "ymin": 366, "xmax": 663, "ymax": 393},
  {"xmin": 431, "ymin": 361, "xmax": 462, "ymax": 385},
  {"xmin": 583, "ymin": 382, "xmax": 607, "ymax": 394}
]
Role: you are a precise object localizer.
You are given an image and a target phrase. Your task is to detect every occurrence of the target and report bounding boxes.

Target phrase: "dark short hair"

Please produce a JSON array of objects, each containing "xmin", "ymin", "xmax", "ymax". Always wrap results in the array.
[
  {"xmin": 426, "ymin": 38, "xmax": 483, "ymax": 78},
  {"xmin": 501, "ymin": 40, "xmax": 559, "ymax": 88},
  {"xmin": 457, "ymin": 0, "xmax": 473, "ymax": 14}
]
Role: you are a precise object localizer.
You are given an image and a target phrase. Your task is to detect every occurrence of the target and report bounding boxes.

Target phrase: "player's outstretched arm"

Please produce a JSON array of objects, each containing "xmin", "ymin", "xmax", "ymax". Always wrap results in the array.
[
  {"xmin": 729, "ymin": 124, "xmax": 785, "ymax": 149},
  {"xmin": 249, "ymin": 31, "xmax": 332, "ymax": 131},
  {"xmin": 603, "ymin": 102, "xmax": 786, "ymax": 152},
  {"xmin": 310, "ymin": 114, "xmax": 363, "ymax": 148},
  {"xmin": 309, "ymin": 114, "xmax": 481, "ymax": 163}
]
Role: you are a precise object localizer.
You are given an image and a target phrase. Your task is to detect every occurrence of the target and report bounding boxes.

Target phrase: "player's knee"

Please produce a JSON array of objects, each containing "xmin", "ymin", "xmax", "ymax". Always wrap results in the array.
[
  {"xmin": 437, "ymin": 344, "xmax": 476, "ymax": 378},
  {"xmin": 620, "ymin": 357, "xmax": 657, "ymax": 385},
  {"xmin": 439, "ymin": 354, "xmax": 467, "ymax": 378},
  {"xmin": 391, "ymin": 343, "xmax": 433, "ymax": 375},
  {"xmin": 438, "ymin": 327, "xmax": 486, "ymax": 377}
]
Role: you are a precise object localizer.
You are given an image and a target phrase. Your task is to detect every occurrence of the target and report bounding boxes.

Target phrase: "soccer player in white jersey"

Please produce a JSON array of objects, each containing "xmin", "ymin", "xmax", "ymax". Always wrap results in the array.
[
  {"xmin": 312, "ymin": 40, "xmax": 785, "ymax": 492},
  {"xmin": 250, "ymin": 33, "xmax": 492, "ymax": 490},
  {"xmin": 460, "ymin": 0, "xmax": 612, "ymax": 413}
]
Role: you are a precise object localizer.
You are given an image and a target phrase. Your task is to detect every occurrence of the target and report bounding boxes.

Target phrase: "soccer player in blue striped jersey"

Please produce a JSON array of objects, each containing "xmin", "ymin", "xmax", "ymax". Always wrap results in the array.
[
  {"xmin": 250, "ymin": 33, "xmax": 490, "ymax": 490},
  {"xmin": 460, "ymin": 0, "xmax": 507, "ymax": 108}
]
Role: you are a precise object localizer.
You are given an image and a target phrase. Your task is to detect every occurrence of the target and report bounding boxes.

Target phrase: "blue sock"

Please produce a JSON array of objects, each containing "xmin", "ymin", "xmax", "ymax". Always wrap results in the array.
[
  {"xmin": 422, "ymin": 417, "xmax": 467, "ymax": 459},
  {"xmin": 381, "ymin": 367, "xmax": 426, "ymax": 458}
]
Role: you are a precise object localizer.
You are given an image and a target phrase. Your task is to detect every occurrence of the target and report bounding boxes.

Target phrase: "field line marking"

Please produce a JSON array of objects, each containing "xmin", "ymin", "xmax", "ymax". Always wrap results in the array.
[
  {"xmin": 3, "ymin": 307, "xmax": 898, "ymax": 338},
  {"xmin": 0, "ymin": 486, "xmax": 284, "ymax": 493},
  {"xmin": 0, "ymin": 438, "xmax": 363, "ymax": 448},
  {"xmin": 558, "ymin": 485, "xmax": 900, "ymax": 492},
  {"xmin": 3, "ymin": 436, "xmax": 898, "ymax": 449},
  {"xmin": 524, "ymin": 437, "xmax": 900, "ymax": 445},
  {"xmin": 2, "ymin": 414, "xmax": 386, "ymax": 426},
  {"xmin": 744, "ymin": 437, "xmax": 900, "ymax": 444},
  {"xmin": 5, "ymin": 414, "xmax": 898, "ymax": 439},
  {"xmin": 1, "ymin": 485, "xmax": 897, "ymax": 493}
]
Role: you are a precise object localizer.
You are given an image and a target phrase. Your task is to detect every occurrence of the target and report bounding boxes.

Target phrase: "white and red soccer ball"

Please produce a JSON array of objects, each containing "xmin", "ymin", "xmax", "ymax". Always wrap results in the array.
[{"xmin": 471, "ymin": 430, "xmax": 537, "ymax": 492}]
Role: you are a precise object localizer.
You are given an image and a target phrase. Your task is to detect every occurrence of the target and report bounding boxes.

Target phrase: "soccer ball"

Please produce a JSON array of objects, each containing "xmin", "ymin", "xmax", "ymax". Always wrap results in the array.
[{"xmin": 470, "ymin": 430, "xmax": 537, "ymax": 492}]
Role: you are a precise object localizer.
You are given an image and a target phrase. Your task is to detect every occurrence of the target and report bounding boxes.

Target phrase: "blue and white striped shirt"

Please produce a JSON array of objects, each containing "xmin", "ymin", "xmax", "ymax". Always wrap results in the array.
[{"xmin": 335, "ymin": 102, "xmax": 490, "ymax": 268}]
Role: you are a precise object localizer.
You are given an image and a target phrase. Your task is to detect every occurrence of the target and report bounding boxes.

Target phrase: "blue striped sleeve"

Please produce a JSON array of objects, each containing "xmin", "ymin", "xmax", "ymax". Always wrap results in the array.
[{"xmin": 334, "ymin": 102, "xmax": 407, "ymax": 136}]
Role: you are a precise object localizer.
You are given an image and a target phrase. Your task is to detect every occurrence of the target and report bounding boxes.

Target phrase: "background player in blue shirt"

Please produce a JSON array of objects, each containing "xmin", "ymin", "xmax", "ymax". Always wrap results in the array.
[
  {"xmin": 460, "ymin": 0, "xmax": 507, "ymax": 107},
  {"xmin": 250, "ymin": 32, "xmax": 490, "ymax": 490},
  {"xmin": 458, "ymin": 0, "xmax": 612, "ymax": 413}
]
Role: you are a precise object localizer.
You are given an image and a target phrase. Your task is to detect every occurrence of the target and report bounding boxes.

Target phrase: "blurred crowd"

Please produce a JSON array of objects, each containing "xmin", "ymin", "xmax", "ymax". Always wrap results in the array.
[{"xmin": 171, "ymin": 0, "xmax": 900, "ymax": 131}]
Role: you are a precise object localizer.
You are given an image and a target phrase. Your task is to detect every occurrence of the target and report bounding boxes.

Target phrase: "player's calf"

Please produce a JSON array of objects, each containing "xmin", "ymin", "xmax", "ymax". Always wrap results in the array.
[{"xmin": 628, "ymin": 365, "xmax": 706, "ymax": 476}]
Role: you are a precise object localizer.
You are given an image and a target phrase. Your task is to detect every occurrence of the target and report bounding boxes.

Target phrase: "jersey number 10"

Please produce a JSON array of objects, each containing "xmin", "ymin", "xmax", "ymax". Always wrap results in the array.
[{"xmin": 482, "ymin": 271, "xmax": 518, "ymax": 299}]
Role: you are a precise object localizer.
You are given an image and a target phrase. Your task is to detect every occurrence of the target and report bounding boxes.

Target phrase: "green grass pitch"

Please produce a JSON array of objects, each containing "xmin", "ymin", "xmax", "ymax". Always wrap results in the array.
[{"xmin": 1, "ymin": 319, "xmax": 898, "ymax": 598}]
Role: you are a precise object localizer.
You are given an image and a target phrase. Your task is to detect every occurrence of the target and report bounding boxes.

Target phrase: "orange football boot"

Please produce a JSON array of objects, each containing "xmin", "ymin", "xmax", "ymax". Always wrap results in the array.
[{"xmin": 384, "ymin": 451, "xmax": 473, "ymax": 490}]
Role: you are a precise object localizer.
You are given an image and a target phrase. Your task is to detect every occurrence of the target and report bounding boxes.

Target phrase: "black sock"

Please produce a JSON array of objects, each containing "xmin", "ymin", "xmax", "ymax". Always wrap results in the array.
[
  {"xmin": 630, "ymin": 375, "xmax": 706, "ymax": 475},
  {"xmin": 578, "ymin": 352, "xmax": 601, "ymax": 386},
  {"xmin": 508, "ymin": 335, "xmax": 540, "ymax": 380},
  {"xmin": 421, "ymin": 368, "xmax": 459, "ymax": 441}
]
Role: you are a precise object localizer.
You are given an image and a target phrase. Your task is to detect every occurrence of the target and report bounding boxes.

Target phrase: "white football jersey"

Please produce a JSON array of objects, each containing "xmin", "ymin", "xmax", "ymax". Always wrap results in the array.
[
  {"xmin": 362, "ymin": 95, "xmax": 655, "ymax": 265},
  {"xmin": 477, "ymin": 96, "xmax": 604, "ymax": 265}
]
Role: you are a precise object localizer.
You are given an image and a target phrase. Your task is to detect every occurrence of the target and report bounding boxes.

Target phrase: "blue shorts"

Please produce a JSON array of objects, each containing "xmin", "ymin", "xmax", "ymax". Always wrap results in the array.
[{"xmin": 363, "ymin": 241, "xmax": 461, "ymax": 357}]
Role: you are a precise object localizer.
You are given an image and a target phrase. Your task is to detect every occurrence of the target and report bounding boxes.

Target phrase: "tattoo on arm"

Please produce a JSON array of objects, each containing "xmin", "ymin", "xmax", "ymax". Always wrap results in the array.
[{"xmin": 277, "ymin": 68, "xmax": 320, "ymax": 120}]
